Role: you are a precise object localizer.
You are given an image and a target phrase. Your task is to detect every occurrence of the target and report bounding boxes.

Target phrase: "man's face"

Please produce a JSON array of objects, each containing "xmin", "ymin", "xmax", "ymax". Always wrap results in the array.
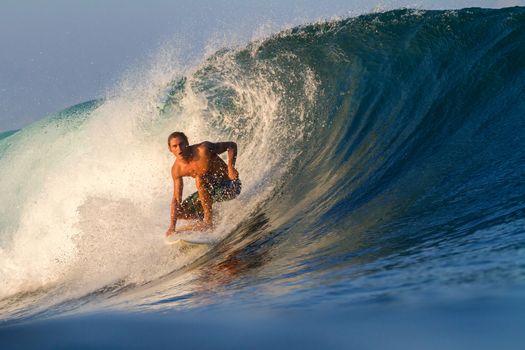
[{"xmin": 169, "ymin": 137, "xmax": 188, "ymax": 159}]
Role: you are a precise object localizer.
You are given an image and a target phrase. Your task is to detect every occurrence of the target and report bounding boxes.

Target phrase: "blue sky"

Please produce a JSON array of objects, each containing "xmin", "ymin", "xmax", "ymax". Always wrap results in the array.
[{"xmin": 0, "ymin": 0, "xmax": 523, "ymax": 131}]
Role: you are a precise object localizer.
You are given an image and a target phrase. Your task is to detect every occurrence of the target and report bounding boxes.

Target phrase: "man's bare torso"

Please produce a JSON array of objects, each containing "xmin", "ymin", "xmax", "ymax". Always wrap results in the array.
[{"xmin": 172, "ymin": 142, "xmax": 229, "ymax": 183}]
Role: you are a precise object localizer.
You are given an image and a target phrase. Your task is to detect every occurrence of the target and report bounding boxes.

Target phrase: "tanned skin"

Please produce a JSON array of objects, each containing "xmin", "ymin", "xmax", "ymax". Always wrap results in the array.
[{"xmin": 166, "ymin": 136, "xmax": 238, "ymax": 236}]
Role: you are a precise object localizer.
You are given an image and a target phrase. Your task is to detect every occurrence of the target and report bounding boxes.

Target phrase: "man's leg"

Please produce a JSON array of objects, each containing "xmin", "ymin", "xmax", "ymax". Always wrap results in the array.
[
  {"xmin": 176, "ymin": 179, "xmax": 241, "ymax": 220},
  {"xmin": 211, "ymin": 179, "xmax": 241, "ymax": 202},
  {"xmin": 175, "ymin": 192, "xmax": 204, "ymax": 220}
]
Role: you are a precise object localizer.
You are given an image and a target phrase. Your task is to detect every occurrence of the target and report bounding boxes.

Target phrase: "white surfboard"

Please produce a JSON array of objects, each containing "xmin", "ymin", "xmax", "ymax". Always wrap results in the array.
[
  {"xmin": 165, "ymin": 230, "xmax": 213, "ymax": 246},
  {"xmin": 166, "ymin": 233, "xmax": 211, "ymax": 245}
]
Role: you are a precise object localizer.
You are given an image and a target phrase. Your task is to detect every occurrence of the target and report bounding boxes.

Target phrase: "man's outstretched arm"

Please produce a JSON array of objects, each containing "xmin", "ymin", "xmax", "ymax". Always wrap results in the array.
[{"xmin": 166, "ymin": 169, "xmax": 183, "ymax": 236}]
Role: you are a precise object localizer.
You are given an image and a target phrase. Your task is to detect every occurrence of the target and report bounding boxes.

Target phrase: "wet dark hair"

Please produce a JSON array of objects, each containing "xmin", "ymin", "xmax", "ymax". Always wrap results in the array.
[{"xmin": 167, "ymin": 131, "xmax": 189, "ymax": 145}]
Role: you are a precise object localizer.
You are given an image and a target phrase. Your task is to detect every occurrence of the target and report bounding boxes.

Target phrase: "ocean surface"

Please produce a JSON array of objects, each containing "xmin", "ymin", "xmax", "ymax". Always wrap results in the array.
[{"xmin": 1, "ymin": 7, "xmax": 524, "ymax": 349}]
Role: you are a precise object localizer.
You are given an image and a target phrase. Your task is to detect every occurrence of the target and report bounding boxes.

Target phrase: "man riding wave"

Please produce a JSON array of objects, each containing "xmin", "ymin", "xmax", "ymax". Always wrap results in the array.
[{"xmin": 166, "ymin": 132, "xmax": 240, "ymax": 236}]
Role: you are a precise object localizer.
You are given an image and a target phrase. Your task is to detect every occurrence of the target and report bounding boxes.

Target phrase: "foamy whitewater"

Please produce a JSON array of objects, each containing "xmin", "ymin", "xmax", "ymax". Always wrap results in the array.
[
  {"xmin": 1, "ymin": 7, "xmax": 525, "ymax": 349},
  {"xmin": 0, "ymin": 25, "xmax": 319, "ymax": 309}
]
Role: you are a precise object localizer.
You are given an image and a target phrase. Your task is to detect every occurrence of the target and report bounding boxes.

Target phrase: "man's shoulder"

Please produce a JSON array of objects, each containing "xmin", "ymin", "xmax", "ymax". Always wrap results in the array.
[
  {"xmin": 194, "ymin": 141, "xmax": 215, "ymax": 153},
  {"xmin": 195, "ymin": 141, "xmax": 213, "ymax": 147}
]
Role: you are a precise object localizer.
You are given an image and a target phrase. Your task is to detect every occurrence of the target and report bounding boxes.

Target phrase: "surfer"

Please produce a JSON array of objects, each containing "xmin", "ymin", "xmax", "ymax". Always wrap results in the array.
[{"xmin": 165, "ymin": 132, "xmax": 240, "ymax": 236}]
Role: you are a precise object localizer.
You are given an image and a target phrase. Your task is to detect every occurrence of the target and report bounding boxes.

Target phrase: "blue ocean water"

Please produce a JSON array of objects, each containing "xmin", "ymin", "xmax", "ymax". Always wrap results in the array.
[{"xmin": 1, "ymin": 7, "xmax": 524, "ymax": 349}]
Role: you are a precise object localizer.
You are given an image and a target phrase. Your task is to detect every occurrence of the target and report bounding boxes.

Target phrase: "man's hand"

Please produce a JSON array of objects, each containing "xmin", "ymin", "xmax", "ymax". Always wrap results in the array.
[
  {"xmin": 228, "ymin": 166, "xmax": 239, "ymax": 180},
  {"xmin": 165, "ymin": 226, "xmax": 176, "ymax": 237}
]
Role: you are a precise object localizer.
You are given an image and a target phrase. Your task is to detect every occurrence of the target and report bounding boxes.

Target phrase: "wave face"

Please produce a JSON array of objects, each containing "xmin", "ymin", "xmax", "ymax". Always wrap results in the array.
[{"xmin": 1, "ymin": 7, "xmax": 525, "ymax": 321}]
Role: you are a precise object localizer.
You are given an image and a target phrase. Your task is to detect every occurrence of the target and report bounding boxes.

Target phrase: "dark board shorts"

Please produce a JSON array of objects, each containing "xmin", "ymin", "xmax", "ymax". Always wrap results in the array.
[{"xmin": 181, "ymin": 179, "xmax": 241, "ymax": 219}]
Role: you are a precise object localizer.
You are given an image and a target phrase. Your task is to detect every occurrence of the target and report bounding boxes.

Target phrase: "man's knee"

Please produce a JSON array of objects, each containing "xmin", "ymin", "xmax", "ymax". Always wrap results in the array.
[
  {"xmin": 175, "ymin": 199, "xmax": 203, "ymax": 220},
  {"xmin": 174, "ymin": 204, "xmax": 187, "ymax": 218}
]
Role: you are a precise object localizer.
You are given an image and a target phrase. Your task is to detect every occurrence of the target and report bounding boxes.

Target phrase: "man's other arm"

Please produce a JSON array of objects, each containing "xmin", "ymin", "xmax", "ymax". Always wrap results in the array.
[{"xmin": 205, "ymin": 141, "xmax": 238, "ymax": 179}]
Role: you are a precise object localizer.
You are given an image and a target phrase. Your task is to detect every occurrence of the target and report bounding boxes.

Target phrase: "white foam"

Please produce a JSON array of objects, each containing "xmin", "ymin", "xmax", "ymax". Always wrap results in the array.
[{"xmin": 0, "ymin": 37, "xmax": 319, "ymax": 308}]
